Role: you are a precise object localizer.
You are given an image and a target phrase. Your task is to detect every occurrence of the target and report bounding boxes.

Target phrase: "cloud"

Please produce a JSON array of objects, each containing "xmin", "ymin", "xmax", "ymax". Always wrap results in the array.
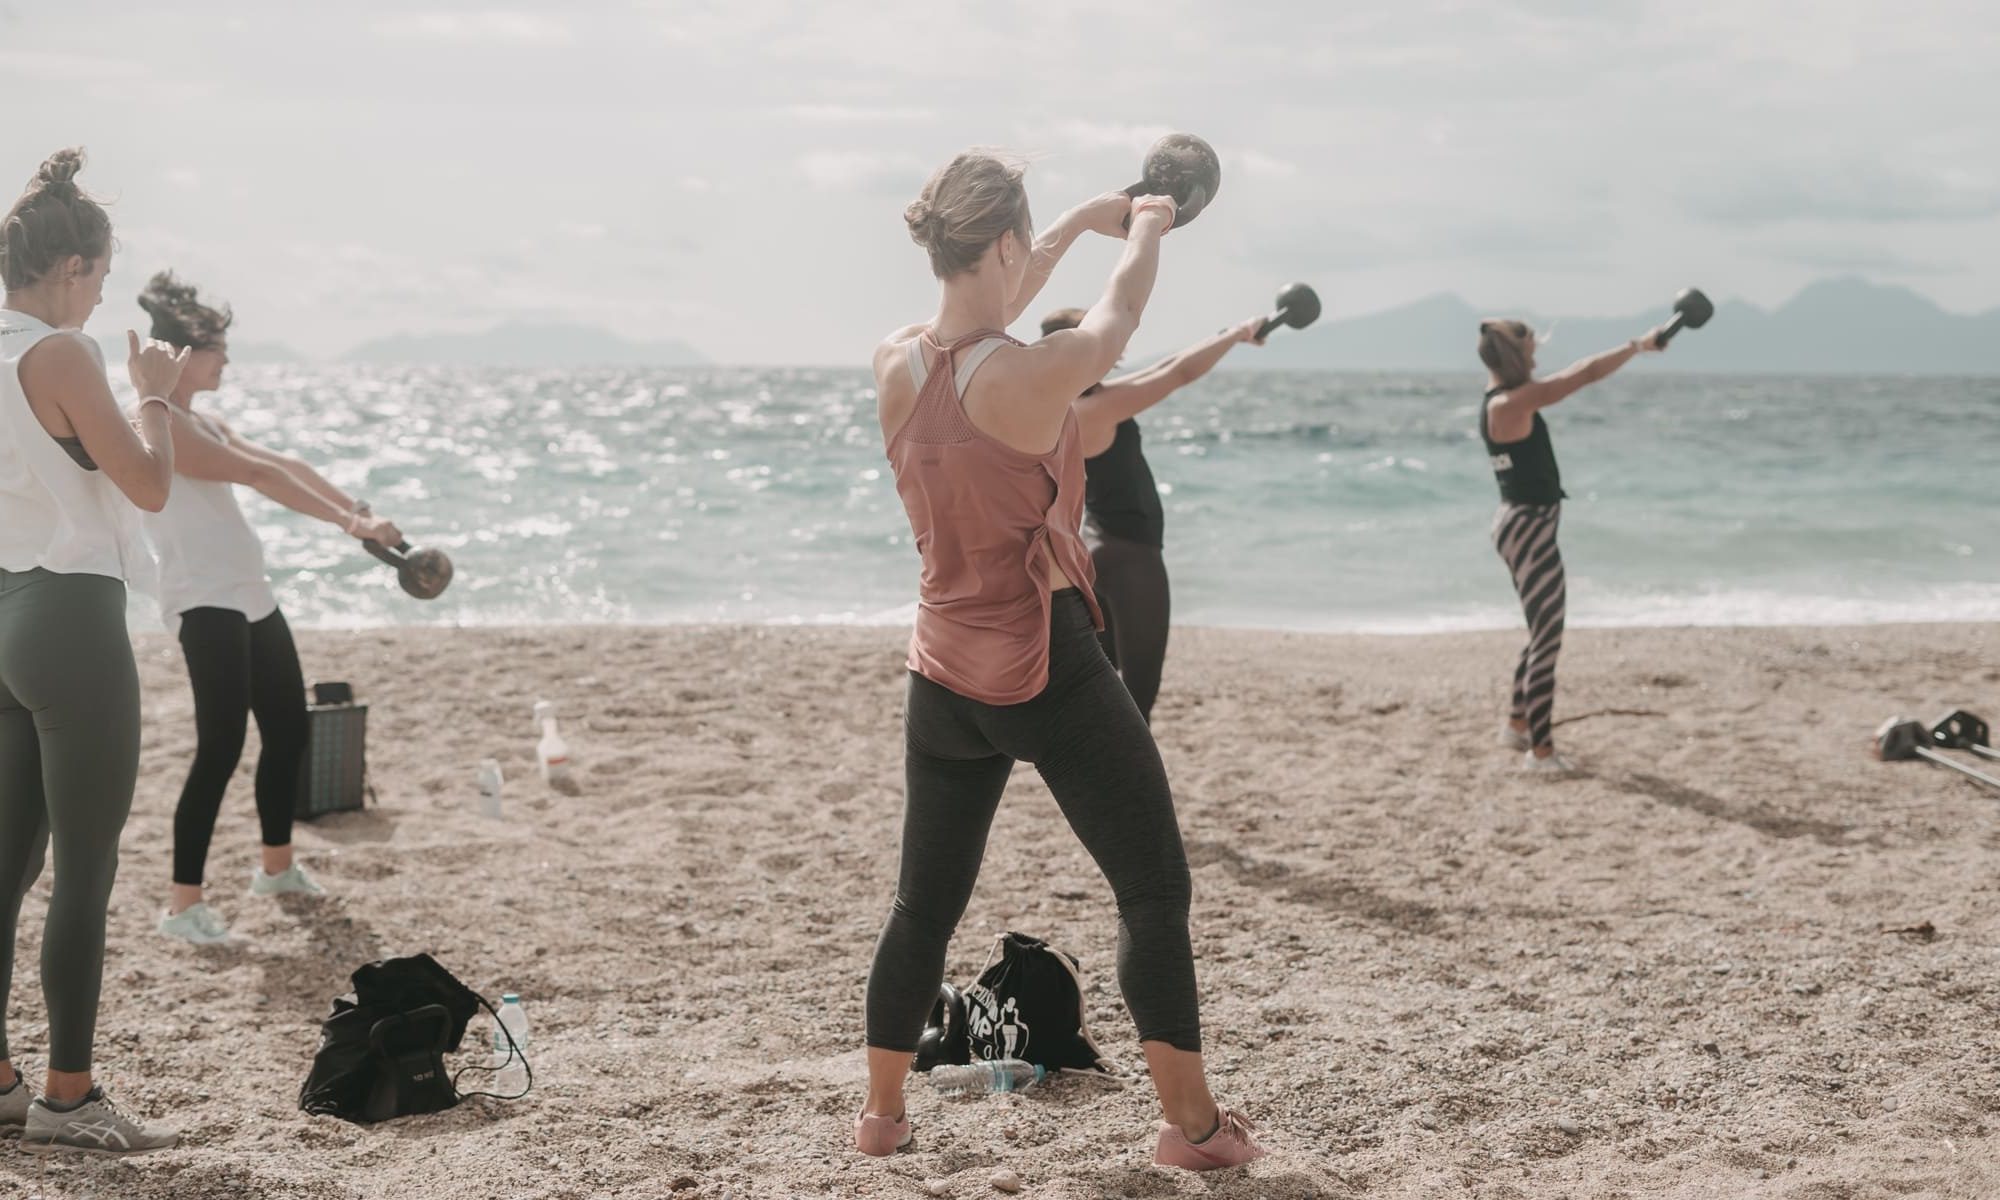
[
  {"xmin": 0, "ymin": 50, "xmax": 145, "ymax": 82},
  {"xmin": 777, "ymin": 104, "xmax": 938, "ymax": 126},
  {"xmin": 1760, "ymin": 241, "xmax": 1946, "ymax": 275},
  {"xmin": 372, "ymin": 11, "xmax": 572, "ymax": 45},
  {"xmin": 1691, "ymin": 161, "xmax": 2000, "ymax": 226},
  {"xmin": 1238, "ymin": 150, "xmax": 1300, "ymax": 180},
  {"xmin": 796, "ymin": 150, "xmax": 926, "ymax": 194},
  {"xmin": 1043, "ymin": 121, "xmax": 1176, "ymax": 153},
  {"xmin": 557, "ymin": 221, "xmax": 607, "ymax": 239}
]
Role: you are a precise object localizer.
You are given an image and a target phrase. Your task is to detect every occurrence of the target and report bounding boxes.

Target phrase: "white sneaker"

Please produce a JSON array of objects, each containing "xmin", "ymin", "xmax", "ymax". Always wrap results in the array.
[
  {"xmin": 157, "ymin": 902, "xmax": 230, "ymax": 945},
  {"xmin": 1522, "ymin": 750, "xmax": 1581, "ymax": 776},
  {"xmin": 1497, "ymin": 724, "xmax": 1532, "ymax": 751},
  {"xmin": 22, "ymin": 1087, "xmax": 177, "ymax": 1156},
  {"xmin": 250, "ymin": 864, "xmax": 325, "ymax": 898},
  {"xmin": 1, "ymin": 1073, "xmax": 28, "ymax": 1136}
]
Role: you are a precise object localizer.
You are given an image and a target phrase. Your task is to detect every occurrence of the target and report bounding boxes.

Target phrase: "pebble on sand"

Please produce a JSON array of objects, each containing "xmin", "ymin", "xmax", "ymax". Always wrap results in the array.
[{"xmin": 990, "ymin": 1168, "xmax": 1022, "ymax": 1193}]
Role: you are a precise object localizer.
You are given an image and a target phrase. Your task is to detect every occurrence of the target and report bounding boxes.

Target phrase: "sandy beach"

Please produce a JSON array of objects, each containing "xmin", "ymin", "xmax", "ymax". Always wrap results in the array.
[{"xmin": 1, "ymin": 620, "xmax": 1997, "ymax": 1199}]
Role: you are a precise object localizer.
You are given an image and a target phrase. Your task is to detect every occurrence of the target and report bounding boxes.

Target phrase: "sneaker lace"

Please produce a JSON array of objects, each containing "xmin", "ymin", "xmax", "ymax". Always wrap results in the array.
[{"xmin": 1213, "ymin": 1106, "xmax": 1259, "ymax": 1143}]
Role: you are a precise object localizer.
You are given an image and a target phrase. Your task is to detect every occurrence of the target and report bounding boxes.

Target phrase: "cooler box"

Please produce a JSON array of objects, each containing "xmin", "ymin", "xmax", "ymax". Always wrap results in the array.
[{"xmin": 297, "ymin": 681, "xmax": 368, "ymax": 821}]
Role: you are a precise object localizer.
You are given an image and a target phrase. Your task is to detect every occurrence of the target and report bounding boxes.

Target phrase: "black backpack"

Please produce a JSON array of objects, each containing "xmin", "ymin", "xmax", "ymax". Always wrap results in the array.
[
  {"xmin": 961, "ymin": 932, "xmax": 1112, "ymax": 1073},
  {"xmin": 299, "ymin": 953, "xmax": 530, "ymax": 1123}
]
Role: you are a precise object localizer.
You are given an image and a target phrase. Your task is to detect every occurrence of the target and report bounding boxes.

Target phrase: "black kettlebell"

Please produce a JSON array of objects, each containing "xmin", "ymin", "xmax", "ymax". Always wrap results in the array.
[
  {"xmin": 1655, "ymin": 287, "xmax": 1714, "ymax": 347},
  {"xmin": 1255, "ymin": 282, "xmax": 1323, "ymax": 340},
  {"xmin": 913, "ymin": 982, "xmax": 970, "ymax": 1072},
  {"xmin": 363, "ymin": 540, "xmax": 455, "ymax": 600},
  {"xmin": 1122, "ymin": 133, "xmax": 1221, "ymax": 230}
]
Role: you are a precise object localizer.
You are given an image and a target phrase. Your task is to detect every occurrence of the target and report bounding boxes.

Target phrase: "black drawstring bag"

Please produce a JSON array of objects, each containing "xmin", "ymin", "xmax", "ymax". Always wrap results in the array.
[
  {"xmin": 963, "ymin": 932, "xmax": 1113, "ymax": 1073},
  {"xmin": 299, "ymin": 953, "xmax": 531, "ymax": 1123}
]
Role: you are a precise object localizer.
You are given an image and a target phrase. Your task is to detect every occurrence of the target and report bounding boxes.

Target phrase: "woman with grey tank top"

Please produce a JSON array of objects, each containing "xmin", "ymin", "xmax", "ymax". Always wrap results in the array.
[
  {"xmin": 0, "ymin": 149, "xmax": 185, "ymax": 1155},
  {"xmin": 135, "ymin": 272, "xmax": 404, "ymax": 946}
]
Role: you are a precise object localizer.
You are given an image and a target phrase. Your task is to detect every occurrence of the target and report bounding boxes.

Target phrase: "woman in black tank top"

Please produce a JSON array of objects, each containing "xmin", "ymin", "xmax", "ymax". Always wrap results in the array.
[
  {"xmin": 1477, "ymin": 316, "xmax": 1669, "ymax": 774},
  {"xmin": 1037, "ymin": 307, "xmax": 1267, "ymax": 723}
]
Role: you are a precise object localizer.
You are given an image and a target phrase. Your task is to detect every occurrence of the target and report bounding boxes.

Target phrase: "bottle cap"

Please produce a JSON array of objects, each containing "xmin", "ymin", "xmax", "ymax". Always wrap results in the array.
[{"xmin": 502, "ymin": 992, "xmax": 520, "ymax": 1004}]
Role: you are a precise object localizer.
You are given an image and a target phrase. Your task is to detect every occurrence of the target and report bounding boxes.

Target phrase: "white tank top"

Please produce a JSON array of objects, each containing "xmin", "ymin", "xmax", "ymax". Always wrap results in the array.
[
  {"xmin": 0, "ymin": 308, "xmax": 157, "ymax": 589},
  {"xmin": 143, "ymin": 409, "xmax": 278, "ymax": 629}
]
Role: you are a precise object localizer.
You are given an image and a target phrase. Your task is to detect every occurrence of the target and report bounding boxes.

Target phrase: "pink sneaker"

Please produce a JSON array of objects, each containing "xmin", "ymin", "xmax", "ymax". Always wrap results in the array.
[
  {"xmin": 1154, "ymin": 1106, "xmax": 1266, "ymax": 1171},
  {"xmin": 854, "ymin": 1111, "xmax": 912, "ymax": 1157}
]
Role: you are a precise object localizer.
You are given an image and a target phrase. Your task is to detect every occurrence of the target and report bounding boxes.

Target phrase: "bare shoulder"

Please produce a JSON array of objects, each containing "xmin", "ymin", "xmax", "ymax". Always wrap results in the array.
[
  {"xmin": 873, "ymin": 323, "xmax": 930, "ymax": 384},
  {"xmin": 18, "ymin": 328, "xmax": 101, "ymax": 385}
]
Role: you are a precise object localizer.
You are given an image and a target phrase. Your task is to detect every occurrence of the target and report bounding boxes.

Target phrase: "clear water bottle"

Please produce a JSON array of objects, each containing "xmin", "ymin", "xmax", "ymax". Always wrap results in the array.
[
  {"xmin": 491, "ymin": 992, "xmax": 530, "ymax": 1094},
  {"xmin": 477, "ymin": 759, "xmax": 504, "ymax": 818},
  {"xmin": 929, "ymin": 1058, "xmax": 1045, "ymax": 1095},
  {"xmin": 534, "ymin": 701, "xmax": 572, "ymax": 788}
]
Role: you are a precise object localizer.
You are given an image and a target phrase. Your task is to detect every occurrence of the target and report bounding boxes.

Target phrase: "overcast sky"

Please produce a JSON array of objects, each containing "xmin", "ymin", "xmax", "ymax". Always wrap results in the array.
[{"xmin": 5, "ymin": 0, "xmax": 1996, "ymax": 363}]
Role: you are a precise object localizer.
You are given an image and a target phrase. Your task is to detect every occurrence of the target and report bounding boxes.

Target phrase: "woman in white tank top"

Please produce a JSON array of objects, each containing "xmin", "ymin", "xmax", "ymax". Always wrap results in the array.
[
  {"xmin": 0, "ymin": 148, "xmax": 185, "ymax": 1154},
  {"xmin": 133, "ymin": 273, "xmax": 404, "ymax": 947}
]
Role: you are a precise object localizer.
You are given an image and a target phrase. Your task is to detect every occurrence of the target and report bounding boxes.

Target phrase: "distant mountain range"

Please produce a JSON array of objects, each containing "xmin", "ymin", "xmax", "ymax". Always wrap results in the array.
[
  {"xmin": 93, "ymin": 322, "xmax": 706, "ymax": 368},
  {"xmin": 342, "ymin": 321, "xmax": 707, "ymax": 367},
  {"xmin": 1227, "ymin": 278, "xmax": 2000, "ymax": 376}
]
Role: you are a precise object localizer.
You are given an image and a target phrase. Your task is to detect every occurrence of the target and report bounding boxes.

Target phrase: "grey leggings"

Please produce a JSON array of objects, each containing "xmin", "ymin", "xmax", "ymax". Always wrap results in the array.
[
  {"xmin": 1493, "ymin": 502, "xmax": 1566, "ymax": 749},
  {"xmin": 866, "ymin": 590, "xmax": 1201, "ymax": 1055},
  {"xmin": 1090, "ymin": 533, "xmax": 1170, "ymax": 724},
  {"xmin": 0, "ymin": 568, "xmax": 140, "ymax": 1073}
]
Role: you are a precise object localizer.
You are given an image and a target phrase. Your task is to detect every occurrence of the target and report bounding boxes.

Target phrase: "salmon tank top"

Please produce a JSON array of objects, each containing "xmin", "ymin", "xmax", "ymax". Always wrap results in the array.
[{"xmin": 885, "ymin": 328, "xmax": 1101, "ymax": 704}]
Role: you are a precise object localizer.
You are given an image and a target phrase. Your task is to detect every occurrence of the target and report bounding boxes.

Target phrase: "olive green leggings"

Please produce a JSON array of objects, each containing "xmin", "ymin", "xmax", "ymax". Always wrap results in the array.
[{"xmin": 0, "ymin": 568, "xmax": 139, "ymax": 1074}]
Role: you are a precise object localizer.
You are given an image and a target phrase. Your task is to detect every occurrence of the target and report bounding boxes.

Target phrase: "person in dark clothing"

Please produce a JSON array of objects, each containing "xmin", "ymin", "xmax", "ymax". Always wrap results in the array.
[{"xmin": 1040, "ymin": 308, "xmax": 1266, "ymax": 722}]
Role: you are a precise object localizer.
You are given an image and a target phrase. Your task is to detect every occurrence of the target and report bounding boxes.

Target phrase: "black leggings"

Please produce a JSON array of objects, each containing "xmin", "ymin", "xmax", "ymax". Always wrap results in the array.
[
  {"xmin": 1090, "ymin": 533, "xmax": 1170, "ymax": 723},
  {"xmin": 866, "ymin": 590, "xmax": 1200, "ymax": 1055},
  {"xmin": 173, "ymin": 607, "xmax": 308, "ymax": 886},
  {"xmin": 1492, "ymin": 502, "xmax": 1566, "ymax": 749}
]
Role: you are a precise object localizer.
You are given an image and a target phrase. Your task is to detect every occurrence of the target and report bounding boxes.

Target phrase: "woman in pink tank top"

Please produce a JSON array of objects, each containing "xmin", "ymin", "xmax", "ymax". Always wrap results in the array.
[{"xmin": 857, "ymin": 150, "xmax": 1265, "ymax": 1171}]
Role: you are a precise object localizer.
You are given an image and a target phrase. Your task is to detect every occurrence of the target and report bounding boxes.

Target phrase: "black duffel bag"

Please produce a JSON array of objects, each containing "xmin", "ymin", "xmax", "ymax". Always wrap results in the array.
[{"xmin": 299, "ymin": 953, "xmax": 530, "ymax": 1123}]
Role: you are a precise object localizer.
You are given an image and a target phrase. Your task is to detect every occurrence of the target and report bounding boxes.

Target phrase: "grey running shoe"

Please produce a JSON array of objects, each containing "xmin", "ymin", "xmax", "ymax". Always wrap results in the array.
[
  {"xmin": 250, "ymin": 864, "xmax": 325, "ymax": 898},
  {"xmin": 1522, "ymin": 750, "xmax": 1581, "ymax": 776},
  {"xmin": 22, "ymin": 1088, "xmax": 177, "ymax": 1155},
  {"xmin": 0, "ymin": 1074, "xmax": 28, "ymax": 1136},
  {"xmin": 158, "ymin": 902, "xmax": 230, "ymax": 945}
]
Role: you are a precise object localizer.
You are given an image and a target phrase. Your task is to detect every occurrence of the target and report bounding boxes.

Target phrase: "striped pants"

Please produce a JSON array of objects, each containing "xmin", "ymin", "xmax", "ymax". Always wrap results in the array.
[{"xmin": 1491, "ymin": 502, "xmax": 1566, "ymax": 750}]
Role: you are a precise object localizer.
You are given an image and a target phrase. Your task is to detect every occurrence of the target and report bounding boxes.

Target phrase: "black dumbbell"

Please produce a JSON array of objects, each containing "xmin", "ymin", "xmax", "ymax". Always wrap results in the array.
[
  {"xmin": 1874, "ymin": 716, "xmax": 2000, "ymax": 790},
  {"xmin": 364, "ymin": 540, "xmax": 455, "ymax": 600},
  {"xmin": 1930, "ymin": 709, "xmax": 2000, "ymax": 763},
  {"xmin": 1255, "ymin": 282, "xmax": 1322, "ymax": 341},
  {"xmin": 1123, "ymin": 133, "xmax": 1221, "ymax": 230},
  {"xmin": 1654, "ymin": 287, "xmax": 1714, "ymax": 347}
]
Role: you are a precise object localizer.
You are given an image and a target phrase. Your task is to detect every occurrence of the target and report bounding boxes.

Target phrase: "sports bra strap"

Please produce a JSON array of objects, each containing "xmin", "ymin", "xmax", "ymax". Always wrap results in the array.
[{"xmin": 906, "ymin": 330, "xmax": 1013, "ymax": 397}]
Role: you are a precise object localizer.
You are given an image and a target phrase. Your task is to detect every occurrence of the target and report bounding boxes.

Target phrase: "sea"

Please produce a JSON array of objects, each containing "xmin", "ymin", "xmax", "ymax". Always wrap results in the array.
[{"xmin": 152, "ymin": 365, "xmax": 1998, "ymax": 634}]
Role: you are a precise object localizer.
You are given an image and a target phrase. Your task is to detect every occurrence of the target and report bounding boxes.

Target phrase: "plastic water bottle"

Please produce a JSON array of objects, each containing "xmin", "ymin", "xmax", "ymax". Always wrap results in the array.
[
  {"xmin": 477, "ymin": 759, "xmax": 504, "ymax": 818},
  {"xmin": 534, "ymin": 702, "xmax": 572, "ymax": 788},
  {"xmin": 491, "ymin": 993, "xmax": 530, "ymax": 1094},
  {"xmin": 929, "ymin": 1059, "xmax": 1045, "ymax": 1095}
]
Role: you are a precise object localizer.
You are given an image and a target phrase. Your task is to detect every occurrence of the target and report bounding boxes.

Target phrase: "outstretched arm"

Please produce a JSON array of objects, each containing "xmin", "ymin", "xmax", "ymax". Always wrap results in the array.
[
  {"xmin": 224, "ymin": 427, "xmax": 359, "ymax": 512},
  {"xmin": 173, "ymin": 416, "xmax": 399, "ymax": 543},
  {"xmin": 1076, "ymin": 317, "xmax": 1264, "ymax": 452},
  {"xmin": 1493, "ymin": 327, "xmax": 1664, "ymax": 422}
]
